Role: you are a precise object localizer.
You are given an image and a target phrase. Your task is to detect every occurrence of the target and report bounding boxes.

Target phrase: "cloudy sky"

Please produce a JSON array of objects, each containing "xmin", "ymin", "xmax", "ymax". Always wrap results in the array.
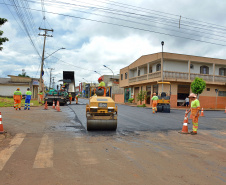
[{"xmin": 1, "ymin": 0, "xmax": 226, "ymax": 87}]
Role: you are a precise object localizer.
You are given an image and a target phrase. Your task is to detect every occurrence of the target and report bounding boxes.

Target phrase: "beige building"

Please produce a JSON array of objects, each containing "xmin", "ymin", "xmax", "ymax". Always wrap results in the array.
[
  {"xmin": 120, "ymin": 52, "xmax": 226, "ymax": 109},
  {"xmin": 0, "ymin": 75, "xmax": 42, "ymax": 99}
]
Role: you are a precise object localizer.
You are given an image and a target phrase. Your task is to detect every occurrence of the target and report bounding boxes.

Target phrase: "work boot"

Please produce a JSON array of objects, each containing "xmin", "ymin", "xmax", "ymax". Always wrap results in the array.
[
  {"xmin": 24, "ymin": 107, "xmax": 27, "ymax": 110},
  {"xmin": 191, "ymin": 132, "xmax": 197, "ymax": 135},
  {"xmin": 19, "ymin": 108, "xmax": 21, "ymax": 110},
  {"xmin": 28, "ymin": 108, "xmax": 30, "ymax": 110}
]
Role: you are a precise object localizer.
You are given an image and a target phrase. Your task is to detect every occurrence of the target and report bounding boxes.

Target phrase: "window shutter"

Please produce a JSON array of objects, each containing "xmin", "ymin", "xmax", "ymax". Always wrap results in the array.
[{"xmin": 200, "ymin": 66, "xmax": 203, "ymax": 74}]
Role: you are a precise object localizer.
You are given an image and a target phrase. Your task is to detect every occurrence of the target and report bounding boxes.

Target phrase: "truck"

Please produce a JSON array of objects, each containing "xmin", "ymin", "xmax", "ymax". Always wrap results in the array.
[
  {"xmin": 45, "ymin": 89, "xmax": 68, "ymax": 106},
  {"xmin": 63, "ymin": 71, "xmax": 76, "ymax": 101}
]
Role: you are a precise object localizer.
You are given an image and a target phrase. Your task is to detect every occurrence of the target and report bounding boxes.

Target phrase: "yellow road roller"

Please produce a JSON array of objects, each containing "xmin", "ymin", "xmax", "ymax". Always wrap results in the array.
[{"xmin": 86, "ymin": 88, "xmax": 118, "ymax": 131}]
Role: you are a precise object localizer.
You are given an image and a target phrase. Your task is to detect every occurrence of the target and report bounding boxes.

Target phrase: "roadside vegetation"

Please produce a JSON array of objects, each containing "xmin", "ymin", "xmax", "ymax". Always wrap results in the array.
[{"xmin": 0, "ymin": 97, "xmax": 40, "ymax": 107}]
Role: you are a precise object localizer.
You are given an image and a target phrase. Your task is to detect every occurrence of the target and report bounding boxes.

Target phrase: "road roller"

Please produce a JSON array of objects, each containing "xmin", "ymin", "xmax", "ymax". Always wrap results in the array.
[{"xmin": 86, "ymin": 88, "xmax": 118, "ymax": 131}]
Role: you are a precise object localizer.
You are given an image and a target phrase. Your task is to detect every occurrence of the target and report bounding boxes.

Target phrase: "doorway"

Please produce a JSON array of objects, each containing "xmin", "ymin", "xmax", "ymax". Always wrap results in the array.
[{"xmin": 177, "ymin": 85, "xmax": 190, "ymax": 106}]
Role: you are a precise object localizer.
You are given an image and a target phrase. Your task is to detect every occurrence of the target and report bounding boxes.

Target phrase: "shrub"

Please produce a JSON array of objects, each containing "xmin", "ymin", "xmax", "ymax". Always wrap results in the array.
[{"xmin": 128, "ymin": 98, "xmax": 134, "ymax": 103}]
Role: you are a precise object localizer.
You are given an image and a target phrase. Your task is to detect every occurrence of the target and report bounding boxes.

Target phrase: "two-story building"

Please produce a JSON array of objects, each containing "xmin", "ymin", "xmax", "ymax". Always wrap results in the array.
[{"xmin": 120, "ymin": 52, "xmax": 226, "ymax": 109}]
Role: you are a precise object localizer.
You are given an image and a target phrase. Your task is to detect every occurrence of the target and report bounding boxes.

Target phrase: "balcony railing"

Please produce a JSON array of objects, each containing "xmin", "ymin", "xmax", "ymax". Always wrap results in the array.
[
  {"xmin": 190, "ymin": 73, "xmax": 213, "ymax": 81},
  {"xmin": 128, "ymin": 71, "xmax": 226, "ymax": 84},
  {"xmin": 164, "ymin": 71, "xmax": 188, "ymax": 80},
  {"xmin": 148, "ymin": 71, "xmax": 161, "ymax": 79}
]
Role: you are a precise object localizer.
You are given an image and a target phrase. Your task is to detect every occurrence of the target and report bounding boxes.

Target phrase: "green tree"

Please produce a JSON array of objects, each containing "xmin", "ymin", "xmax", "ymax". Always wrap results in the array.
[
  {"xmin": 191, "ymin": 77, "xmax": 206, "ymax": 98},
  {"xmin": 18, "ymin": 70, "xmax": 30, "ymax": 77},
  {"xmin": 0, "ymin": 18, "xmax": 9, "ymax": 51},
  {"xmin": 137, "ymin": 91, "xmax": 148, "ymax": 105}
]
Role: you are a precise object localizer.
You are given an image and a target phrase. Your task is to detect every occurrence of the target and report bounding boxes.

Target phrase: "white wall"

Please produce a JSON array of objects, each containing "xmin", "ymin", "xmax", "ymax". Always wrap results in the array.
[
  {"xmin": 0, "ymin": 85, "xmax": 29, "ymax": 96},
  {"xmin": 129, "ymin": 70, "xmax": 136, "ymax": 78},
  {"xmin": 163, "ymin": 61, "xmax": 188, "ymax": 72}
]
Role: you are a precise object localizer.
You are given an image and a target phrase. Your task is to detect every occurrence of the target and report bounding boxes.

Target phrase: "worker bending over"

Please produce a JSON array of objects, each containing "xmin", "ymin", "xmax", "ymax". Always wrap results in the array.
[
  {"xmin": 151, "ymin": 92, "xmax": 158, "ymax": 113},
  {"xmin": 187, "ymin": 93, "xmax": 200, "ymax": 135},
  {"xmin": 24, "ymin": 88, "xmax": 32, "ymax": 110},
  {"xmin": 13, "ymin": 88, "xmax": 22, "ymax": 110},
  {"xmin": 75, "ymin": 94, "xmax": 79, "ymax": 104}
]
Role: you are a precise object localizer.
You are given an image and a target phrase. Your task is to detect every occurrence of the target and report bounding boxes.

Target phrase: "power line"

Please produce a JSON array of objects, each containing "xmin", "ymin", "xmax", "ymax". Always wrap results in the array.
[
  {"xmin": 15, "ymin": 0, "xmax": 226, "ymax": 43},
  {"xmin": 4, "ymin": 2, "xmax": 226, "ymax": 47}
]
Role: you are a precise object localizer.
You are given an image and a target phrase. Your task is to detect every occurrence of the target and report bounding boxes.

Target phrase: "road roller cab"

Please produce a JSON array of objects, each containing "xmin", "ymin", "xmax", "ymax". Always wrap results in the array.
[
  {"xmin": 86, "ymin": 87, "xmax": 118, "ymax": 131},
  {"xmin": 157, "ymin": 82, "xmax": 171, "ymax": 113}
]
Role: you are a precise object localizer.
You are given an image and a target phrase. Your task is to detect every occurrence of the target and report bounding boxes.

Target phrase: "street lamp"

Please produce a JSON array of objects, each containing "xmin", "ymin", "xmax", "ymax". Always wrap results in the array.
[
  {"xmin": 39, "ymin": 47, "xmax": 65, "ymax": 94},
  {"xmin": 94, "ymin": 71, "xmax": 102, "ymax": 76},
  {"xmin": 45, "ymin": 47, "xmax": 65, "ymax": 60},
  {"xmin": 103, "ymin": 65, "xmax": 114, "ymax": 79},
  {"xmin": 161, "ymin": 41, "xmax": 164, "ymax": 92},
  {"xmin": 82, "ymin": 78, "xmax": 88, "ymax": 82}
]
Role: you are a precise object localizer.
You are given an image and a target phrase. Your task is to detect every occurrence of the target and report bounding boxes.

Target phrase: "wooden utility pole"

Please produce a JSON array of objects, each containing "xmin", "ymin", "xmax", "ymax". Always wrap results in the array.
[{"xmin": 38, "ymin": 27, "xmax": 53, "ymax": 96}]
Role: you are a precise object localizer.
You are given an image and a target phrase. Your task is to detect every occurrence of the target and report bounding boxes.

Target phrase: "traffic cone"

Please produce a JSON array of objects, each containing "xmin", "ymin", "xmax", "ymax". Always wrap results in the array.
[
  {"xmin": 0, "ymin": 112, "xmax": 5, "ymax": 134},
  {"xmin": 200, "ymin": 108, "xmax": 204, "ymax": 117},
  {"xmin": 44, "ymin": 101, "xmax": 48, "ymax": 110},
  {"xmin": 183, "ymin": 113, "xmax": 188, "ymax": 124},
  {"xmin": 56, "ymin": 101, "xmax": 61, "ymax": 112},
  {"xmin": 52, "ymin": 101, "xmax": 55, "ymax": 109}
]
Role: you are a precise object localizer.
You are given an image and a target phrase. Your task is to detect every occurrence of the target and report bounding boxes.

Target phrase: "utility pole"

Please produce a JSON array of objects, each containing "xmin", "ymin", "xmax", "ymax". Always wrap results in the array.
[
  {"xmin": 48, "ymin": 68, "xmax": 55, "ymax": 89},
  {"xmin": 38, "ymin": 27, "xmax": 53, "ymax": 96},
  {"xmin": 52, "ymin": 77, "xmax": 56, "ymax": 89}
]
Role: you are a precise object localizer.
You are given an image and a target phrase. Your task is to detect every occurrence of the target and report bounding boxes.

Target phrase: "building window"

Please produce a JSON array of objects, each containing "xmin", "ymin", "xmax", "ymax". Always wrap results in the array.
[
  {"xmin": 207, "ymin": 88, "xmax": 210, "ymax": 91},
  {"xmin": 153, "ymin": 84, "xmax": 158, "ymax": 95},
  {"xmin": 190, "ymin": 64, "xmax": 194, "ymax": 69},
  {"xmin": 138, "ymin": 69, "xmax": 140, "ymax": 76},
  {"xmin": 156, "ymin": 64, "xmax": 161, "ymax": 71},
  {"xmin": 125, "ymin": 72, "xmax": 127, "ymax": 79},
  {"xmin": 121, "ymin": 74, "xmax": 123, "ymax": 80},
  {"xmin": 219, "ymin": 91, "xmax": 226, "ymax": 96},
  {"xmin": 200, "ymin": 66, "xmax": 209, "ymax": 74},
  {"xmin": 219, "ymin": 68, "xmax": 226, "ymax": 76}
]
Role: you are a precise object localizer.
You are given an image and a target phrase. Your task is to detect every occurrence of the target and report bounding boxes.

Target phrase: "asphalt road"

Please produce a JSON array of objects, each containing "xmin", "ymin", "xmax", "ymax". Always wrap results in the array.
[
  {"xmin": 0, "ymin": 99, "xmax": 225, "ymax": 185},
  {"xmin": 70, "ymin": 98, "xmax": 226, "ymax": 135}
]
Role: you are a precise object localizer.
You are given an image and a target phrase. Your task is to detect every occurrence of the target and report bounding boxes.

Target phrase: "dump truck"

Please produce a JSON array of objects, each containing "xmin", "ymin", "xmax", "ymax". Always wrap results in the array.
[
  {"xmin": 86, "ymin": 87, "xmax": 118, "ymax": 131},
  {"xmin": 63, "ymin": 71, "xmax": 76, "ymax": 101}
]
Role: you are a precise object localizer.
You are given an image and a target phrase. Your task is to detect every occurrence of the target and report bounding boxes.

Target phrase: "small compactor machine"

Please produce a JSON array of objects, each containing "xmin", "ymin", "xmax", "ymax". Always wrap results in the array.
[{"xmin": 86, "ymin": 88, "xmax": 118, "ymax": 131}]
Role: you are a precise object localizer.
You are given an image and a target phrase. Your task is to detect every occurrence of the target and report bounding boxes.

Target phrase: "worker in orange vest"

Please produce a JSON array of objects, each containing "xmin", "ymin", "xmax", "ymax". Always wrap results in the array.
[
  {"xmin": 151, "ymin": 92, "xmax": 158, "ymax": 113},
  {"xmin": 38, "ymin": 90, "xmax": 44, "ymax": 104},
  {"xmin": 187, "ymin": 93, "xmax": 201, "ymax": 135},
  {"xmin": 13, "ymin": 88, "xmax": 22, "ymax": 110}
]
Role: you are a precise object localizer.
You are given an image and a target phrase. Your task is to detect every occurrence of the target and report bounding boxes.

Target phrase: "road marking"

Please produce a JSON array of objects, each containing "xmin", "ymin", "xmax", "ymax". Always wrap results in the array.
[
  {"xmin": 0, "ymin": 133, "xmax": 26, "ymax": 170},
  {"xmin": 33, "ymin": 134, "xmax": 54, "ymax": 168}
]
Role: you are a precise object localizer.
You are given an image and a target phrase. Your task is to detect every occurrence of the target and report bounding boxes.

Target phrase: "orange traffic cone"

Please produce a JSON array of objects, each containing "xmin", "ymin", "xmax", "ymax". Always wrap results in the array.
[
  {"xmin": 56, "ymin": 101, "xmax": 61, "ymax": 112},
  {"xmin": 183, "ymin": 113, "xmax": 188, "ymax": 124},
  {"xmin": 200, "ymin": 108, "xmax": 204, "ymax": 117},
  {"xmin": 44, "ymin": 101, "xmax": 48, "ymax": 110},
  {"xmin": 0, "ymin": 112, "xmax": 5, "ymax": 134},
  {"xmin": 52, "ymin": 101, "xmax": 55, "ymax": 109}
]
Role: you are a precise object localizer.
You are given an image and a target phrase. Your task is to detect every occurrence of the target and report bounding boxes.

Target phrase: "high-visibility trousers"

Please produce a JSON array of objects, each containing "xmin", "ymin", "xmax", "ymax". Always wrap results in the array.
[
  {"xmin": 15, "ymin": 100, "xmax": 21, "ymax": 109},
  {"xmin": 152, "ymin": 101, "xmax": 157, "ymax": 112},
  {"xmin": 191, "ymin": 108, "xmax": 200, "ymax": 132},
  {"xmin": 69, "ymin": 97, "xmax": 72, "ymax": 104}
]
